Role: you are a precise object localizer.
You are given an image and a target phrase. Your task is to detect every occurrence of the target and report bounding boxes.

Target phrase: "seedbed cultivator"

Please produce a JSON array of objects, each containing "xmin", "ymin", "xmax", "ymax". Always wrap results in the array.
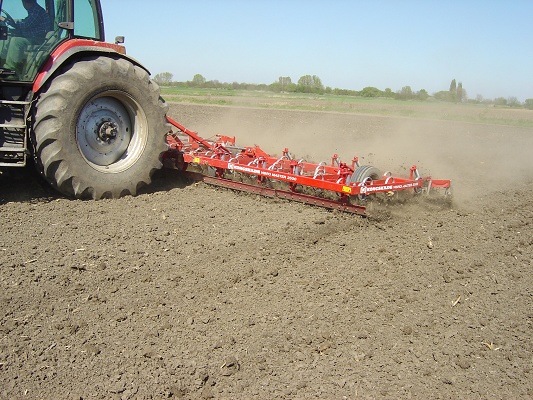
[{"xmin": 164, "ymin": 117, "xmax": 451, "ymax": 215}]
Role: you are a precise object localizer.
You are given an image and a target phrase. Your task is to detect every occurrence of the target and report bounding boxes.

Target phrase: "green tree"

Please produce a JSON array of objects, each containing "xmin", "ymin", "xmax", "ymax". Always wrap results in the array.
[
  {"xmin": 449, "ymin": 79, "xmax": 457, "ymax": 93},
  {"xmin": 279, "ymin": 76, "xmax": 292, "ymax": 91},
  {"xmin": 332, "ymin": 88, "xmax": 358, "ymax": 96},
  {"xmin": 397, "ymin": 86, "xmax": 413, "ymax": 100},
  {"xmin": 297, "ymin": 75, "xmax": 324, "ymax": 94},
  {"xmin": 525, "ymin": 99, "xmax": 533, "ymax": 110},
  {"xmin": 192, "ymin": 74, "xmax": 206, "ymax": 87},
  {"xmin": 209, "ymin": 79, "xmax": 223, "ymax": 88},
  {"xmin": 508, "ymin": 97, "xmax": 520, "ymax": 108},
  {"xmin": 449, "ymin": 79, "xmax": 457, "ymax": 102},
  {"xmin": 270, "ymin": 77, "xmax": 297, "ymax": 93},
  {"xmin": 434, "ymin": 90, "xmax": 453, "ymax": 101},
  {"xmin": 457, "ymin": 82, "xmax": 466, "ymax": 102},
  {"xmin": 383, "ymin": 88, "xmax": 394, "ymax": 98},
  {"xmin": 153, "ymin": 72, "xmax": 173, "ymax": 85},
  {"xmin": 417, "ymin": 89, "xmax": 429, "ymax": 100},
  {"xmin": 360, "ymin": 86, "xmax": 381, "ymax": 97}
]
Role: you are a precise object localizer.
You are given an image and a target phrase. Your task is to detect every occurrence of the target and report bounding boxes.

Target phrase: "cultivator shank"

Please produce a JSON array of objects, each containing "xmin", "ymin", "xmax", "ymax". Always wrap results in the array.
[{"xmin": 164, "ymin": 116, "xmax": 451, "ymax": 215}]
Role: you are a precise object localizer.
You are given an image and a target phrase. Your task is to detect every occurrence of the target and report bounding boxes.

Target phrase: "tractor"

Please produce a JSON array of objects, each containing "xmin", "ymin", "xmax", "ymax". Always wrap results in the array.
[{"xmin": 0, "ymin": 0, "xmax": 168, "ymax": 199}]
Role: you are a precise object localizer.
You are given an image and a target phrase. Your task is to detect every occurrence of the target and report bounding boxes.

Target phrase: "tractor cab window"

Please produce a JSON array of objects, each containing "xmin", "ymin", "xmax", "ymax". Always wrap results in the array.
[
  {"xmin": 0, "ymin": 0, "xmax": 67, "ymax": 81},
  {"xmin": 73, "ymin": 0, "xmax": 102, "ymax": 40}
]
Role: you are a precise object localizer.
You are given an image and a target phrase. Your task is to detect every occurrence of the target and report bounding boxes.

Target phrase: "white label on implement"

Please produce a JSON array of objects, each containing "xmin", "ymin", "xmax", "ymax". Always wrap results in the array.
[
  {"xmin": 360, "ymin": 182, "xmax": 417, "ymax": 194},
  {"xmin": 230, "ymin": 164, "xmax": 297, "ymax": 181}
]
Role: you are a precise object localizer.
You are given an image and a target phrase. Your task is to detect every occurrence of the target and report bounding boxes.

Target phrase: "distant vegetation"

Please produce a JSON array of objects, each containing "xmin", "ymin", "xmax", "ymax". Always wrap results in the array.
[{"xmin": 153, "ymin": 72, "xmax": 533, "ymax": 110}]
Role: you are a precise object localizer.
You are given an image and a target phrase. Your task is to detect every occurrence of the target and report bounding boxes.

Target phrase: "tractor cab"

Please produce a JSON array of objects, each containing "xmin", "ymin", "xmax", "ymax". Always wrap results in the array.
[{"xmin": 0, "ymin": 0, "xmax": 103, "ymax": 83}]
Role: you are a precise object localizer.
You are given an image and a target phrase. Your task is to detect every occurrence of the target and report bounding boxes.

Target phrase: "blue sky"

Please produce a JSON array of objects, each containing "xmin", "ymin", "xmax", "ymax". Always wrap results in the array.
[{"xmin": 102, "ymin": 0, "xmax": 533, "ymax": 101}]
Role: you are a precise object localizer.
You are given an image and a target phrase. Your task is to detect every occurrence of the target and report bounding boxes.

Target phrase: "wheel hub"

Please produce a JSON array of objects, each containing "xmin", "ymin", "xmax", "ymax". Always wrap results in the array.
[
  {"xmin": 97, "ymin": 120, "xmax": 118, "ymax": 143},
  {"xmin": 77, "ymin": 96, "xmax": 133, "ymax": 166}
]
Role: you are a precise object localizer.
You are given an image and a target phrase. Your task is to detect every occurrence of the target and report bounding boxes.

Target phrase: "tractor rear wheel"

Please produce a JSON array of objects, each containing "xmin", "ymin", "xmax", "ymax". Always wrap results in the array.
[{"xmin": 32, "ymin": 56, "xmax": 168, "ymax": 199}]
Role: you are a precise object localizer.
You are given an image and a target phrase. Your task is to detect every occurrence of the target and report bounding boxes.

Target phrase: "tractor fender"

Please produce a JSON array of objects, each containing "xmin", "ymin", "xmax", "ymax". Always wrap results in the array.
[{"xmin": 32, "ymin": 39, "xmax": 151, "ymax": 93}]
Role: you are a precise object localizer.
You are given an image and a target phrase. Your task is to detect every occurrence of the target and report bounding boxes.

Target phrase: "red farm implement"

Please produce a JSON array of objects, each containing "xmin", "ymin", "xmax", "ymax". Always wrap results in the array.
[{"xmin": 163, "ymin": 116, "xmax": 451, "ymax": 215}]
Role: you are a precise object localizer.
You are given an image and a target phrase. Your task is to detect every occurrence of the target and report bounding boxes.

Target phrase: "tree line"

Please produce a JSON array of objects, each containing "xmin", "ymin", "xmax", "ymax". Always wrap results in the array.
[{"xmin": 153, "ymin": 72, "xmax": 533, "ymax": 109}]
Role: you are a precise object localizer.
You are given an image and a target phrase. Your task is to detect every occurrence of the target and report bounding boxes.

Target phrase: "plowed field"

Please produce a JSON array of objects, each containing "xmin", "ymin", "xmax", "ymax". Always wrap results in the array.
[{"xmin": 1, "ymin": 104, "xmax": 532, "ymax": 399}]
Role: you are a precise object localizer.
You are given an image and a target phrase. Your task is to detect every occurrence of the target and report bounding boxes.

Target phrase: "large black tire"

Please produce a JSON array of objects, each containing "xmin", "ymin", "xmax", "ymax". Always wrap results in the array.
[{"xmin": 32, "ymin": 56, "xmax": 168, "ymax": 199}]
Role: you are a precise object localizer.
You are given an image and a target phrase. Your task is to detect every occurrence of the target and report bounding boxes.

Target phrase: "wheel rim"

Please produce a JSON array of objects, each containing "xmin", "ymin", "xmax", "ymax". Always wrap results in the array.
[{"xmin": 76, "ymin": 91, "xmax": 148, "ymax": 172}]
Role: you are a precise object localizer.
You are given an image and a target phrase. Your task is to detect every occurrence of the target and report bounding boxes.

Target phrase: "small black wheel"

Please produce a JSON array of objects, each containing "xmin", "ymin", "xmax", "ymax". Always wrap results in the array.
[
  {"xmin": 350, "ymin": 165, "xmax": 381, "ymax": 201},
  {"xmin": 350, "ymin": 165, "xmax": 381, "ymax": 184}
]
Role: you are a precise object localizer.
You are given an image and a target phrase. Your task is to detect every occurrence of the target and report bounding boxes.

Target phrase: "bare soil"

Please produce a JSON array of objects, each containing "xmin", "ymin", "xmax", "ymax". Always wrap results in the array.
[{"xmin": 1, "ymin": 103, "xmax": 532, "ymax": 399}]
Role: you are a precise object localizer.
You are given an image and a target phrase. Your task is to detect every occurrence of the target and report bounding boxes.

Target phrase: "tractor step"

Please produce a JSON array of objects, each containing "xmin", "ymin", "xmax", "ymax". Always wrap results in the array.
[{"xmin": 0, "ymin": 100, "xmax": 29, "ymax": 167}]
